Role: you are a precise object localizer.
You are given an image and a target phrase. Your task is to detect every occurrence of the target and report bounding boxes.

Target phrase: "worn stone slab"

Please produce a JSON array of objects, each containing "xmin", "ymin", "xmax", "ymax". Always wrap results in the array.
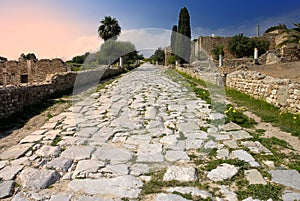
[
  {"xmin": 220, "ymin": 185, "xmax": 238, "ymax": 201},
  {"xmin": 230, "ymin": 130, "xmax": 252, "ymax": 140},
  {"xmin": 19, "ymin": 168, "xmax": 60, "ymax": 190},
  {"xmin": 241, "ymin": 141, "xmax": 272, "ymax": 154},
  {"xmin": 92, "ymin": 146, "xmax": 132, "ymax": 164},
  {"xmin": 163, "ymin": 165, "xmax": 198, "ymax": 182},
  {"xmin": 220, "ymin": 122, "xmax": 241, "ymax": 131},
  {"xmin": 209, "ymin": 113, "xmax": 225, "ymax": 120},
  {"xmin": 223, "ymin": 140, "xmax": 239, "ymax": 149},
  {"xmin": 137, "ymin": 144, "xmax": 163, "ymax": 163},
  {"xmin": 75, "ymin": 127, "xmax": 99, "ymax": 138},
  {"xmin": 49, "ymin": 194, "xmax": 70, "ymax": 201},
  {"xmin": 72, "ymin": 160, "xmax": 105, "ymax": 179},
  {"xmin": 165, "ymin": 151, "xmax": 190, "ymax": 162},
  {"xmin": 31, "ymin": 129, "xmax": 48, "ymax": 135},
  {"xmin": 177, "ymin": 122, "xmax": 199, "ymax": 133},
  {"xmin": 204, "ymin": 140, "xmax": 218, "ymax": 149},
  {"xmin": 45, "ymin": 158, "xmax": 73, "ymax": 172},
  {"xmin": 216, "ymin": 149, "xmax": 229, "ymax": 159},
  {"xmin": 282, "ymin": 191, "xmax": 300, "ymax": 201},
  {"xmin": 19, "ymin": 135, "xmax": 44, "ymax": 144},
  {"xmin": 0, "ymin": 161, "xmax": 7, "ymax": 170},
  {"xmin": 0, "ymin": 165, "xmax": 24, "ymax": 180},
  {"xmin": 130, "ymin": 164, "xmax": 149, "ymax": 176},
  {"xmin": 269, "ymin": 170, "xmax": 300, "ymax": 190},
  {"xmin": 77, "ymin": 196, "xmax": 116, "ymax": 201},
  {"xmin": 159, "ymin": 135, "xmax": 178, "ymax": 145},
  {"xmin": 41, "ymin": 122, "xmax": 57, "ymax": 129},
  {"xmin": 61, "ymin": 146, "xmax": 94, "ymax": 161},
  {"xmin": 101, "ymin": 164, "xmax": 129, "ymax": 176},
  {"xmin": 232, "ymin": 150, "xmax": 256, "ymax": 163},
  {"xmin": 207, "ymin": 163, "xmax": 239, "ymax": 182},
  {"xmin": 69, "ymin": 175, "xmax": 143, "ymax": 198},
  {"xmin": 35, "ymin": 145, "xmax": 60, "ymax": 157},
  {"xmin": 166, "ymin": 187, "xmax": 212, "ymax": 199},
  {"xmin": 126, "ymin": 135, "xmax": 151, "ymax": 145},
  {"xmin": 186, "ymin": 139, "xmax": 204, "ymax": 150},
  {"xmin": 245, "ymin": 169, "xmax": 267, "ymax": 185},
  {"xmin": 0, "ymin": 143, "xmax": 33, "ymax": 160},
  {"xmin": 215, "ymin": 133, "xmax": 231, "ymax": 141},
  {"xmin": 0, "ymin": 180, "xmax": 14, "ymax": 198},
  {"xmin": 156, "ymin": 193, "xmax": 190, "ymax": 201}
]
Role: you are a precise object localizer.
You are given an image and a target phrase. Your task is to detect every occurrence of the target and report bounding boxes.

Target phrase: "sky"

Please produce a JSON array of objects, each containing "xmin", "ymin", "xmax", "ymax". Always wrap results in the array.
[{"xmin": 1, "ymin": 0, "xmax": 300, "ymax": 60}]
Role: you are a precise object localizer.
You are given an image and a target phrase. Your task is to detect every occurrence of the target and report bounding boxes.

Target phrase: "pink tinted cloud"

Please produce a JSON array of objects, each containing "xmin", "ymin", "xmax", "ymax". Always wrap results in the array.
[{"xmin": 0, "ymin": 3, "xmax": 100, "ymax": 60}]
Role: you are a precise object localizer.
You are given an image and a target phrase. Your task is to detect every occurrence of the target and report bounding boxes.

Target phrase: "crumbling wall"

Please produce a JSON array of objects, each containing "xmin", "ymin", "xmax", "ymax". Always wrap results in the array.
[{"xmin": 226, "ymin": 70, "xmax": 300, "ymax": 113}]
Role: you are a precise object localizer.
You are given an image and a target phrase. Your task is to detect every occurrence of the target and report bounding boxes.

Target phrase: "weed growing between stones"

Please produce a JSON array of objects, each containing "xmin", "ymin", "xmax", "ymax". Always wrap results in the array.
[
  {"xmin": 224, "ymin": 104, "xmax": 256, "ymax": 128},
  {"xmin": 226, "ymin": 88, "xmax": 300, "ymax": 137},
  {"xmin": 51, "ymin": 135, "xmax": 62, "ymax": 146},
  {"xmin": 236, "ymin": 184, "xmax": 283, "ymax": 200}
]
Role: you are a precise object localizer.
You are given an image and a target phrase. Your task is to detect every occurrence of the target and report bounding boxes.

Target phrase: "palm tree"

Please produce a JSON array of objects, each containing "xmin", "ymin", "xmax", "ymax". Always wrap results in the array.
[
  {"xmin": 277, "ymin": 22, "xmax": 300, "ymax": 47},
  {"xmin": 98, "ymin": 16, "xmax": 121, "ymax": 41}
]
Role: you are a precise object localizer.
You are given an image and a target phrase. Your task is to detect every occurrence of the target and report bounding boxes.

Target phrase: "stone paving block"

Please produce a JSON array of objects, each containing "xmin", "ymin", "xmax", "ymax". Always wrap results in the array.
[
  {"xmin": 45, "ymin": 158, "xmax": 73, "ymax": 172},
  {"xmin": 61, "ymin": 146, "xmax": 94, "ymax": 161},
  {"xmin": 163, "ymin": 165, "xmax": 198, "ymax": 182},
  {"xmin": 166, "ymin": 187, "xmax": 212, "ymax": 199},
  {"xmin": 269, "ymin": 170, "xmax": 300, "ymax": 190},
  {"xmin": 207, "ymin": 163, "xmax": 239, "ymax": 182},
  {"xmin": 49, "ymin": 194, "xmax": 70, "ymax": 201},
  {"xmin": 0, "ymin": 165, "xmax": 24, "ymax": 180},
  {"xmin": 0, "ymin": 143, "xmax": 33, "ymax": 160},
  {"xmin": 136, "ymin": 144, "xmax": 164, "ymax": 163},
  {"xmin": 35, "ymin": 145, "xmax": 60, "ymax": 157},
  {"xmin": 69, "ymin": 175, "xmax": 143, "ymax": 198},
  {"xmin": 156, "ymin": 193, "xmax": 190, "ymax": 201},
  {"xmin": 0, "ymin": 180, "xmax": 14, "ymax": 198},
  {"xmin": 19, "ymin": 135, "xmax": 44, "ymax": 144},
  {"xmin": 245, "ymin": 169, "xmax": 267, "ymax": 184},
  {"xmin": 19, "ymin": 168, "xmax": 60, "ymax": 190},
  {"xmin": 230, "ymin": 130, "xmax": 252, "ymax": 140},
  {"xmin": 165, "ymin": 150, "xmax": 190, "ymax": 162},
  {"xmin": 92, "ymin": 146, "xmax": 132, "ymax": 164}
]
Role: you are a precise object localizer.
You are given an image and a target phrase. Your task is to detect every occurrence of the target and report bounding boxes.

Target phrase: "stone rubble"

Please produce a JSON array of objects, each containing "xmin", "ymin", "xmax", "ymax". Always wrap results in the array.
[{"xmin": 0, "ymin": 64, "xmax": 298, "ymax": 200}]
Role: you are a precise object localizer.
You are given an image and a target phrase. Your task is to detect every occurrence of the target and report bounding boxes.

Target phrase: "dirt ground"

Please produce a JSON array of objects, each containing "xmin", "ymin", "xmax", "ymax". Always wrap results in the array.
[{"xmin": 249, "ymin": 61, "xmax": 300, "ymax": 83}]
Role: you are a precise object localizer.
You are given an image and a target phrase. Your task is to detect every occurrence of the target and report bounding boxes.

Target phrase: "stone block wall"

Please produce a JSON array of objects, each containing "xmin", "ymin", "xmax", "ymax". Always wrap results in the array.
[
  {"xmin": 0, "ymin": 59, "xmax": 69, "ymax": 86},
  {"xmin": 0, "ymin": 67, "xmax": 126, "ymax": 119},
  {"xmin": 226, "ymin": 70, "xmax": 300, "ymax": 113}
]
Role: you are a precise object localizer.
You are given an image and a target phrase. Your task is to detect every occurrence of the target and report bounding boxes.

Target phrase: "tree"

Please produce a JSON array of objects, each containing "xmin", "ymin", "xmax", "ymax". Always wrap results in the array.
[
  {"xmin": 170, "ymin": 25, "xmax": 177, "ymax": 53},
  {"xmin": 97, "ymin": 40, "xmax": 137, "ymax": 65},
  {"xmin": 69, "ymin": 52, "xmax": 89, "ymax": 64},
  {"xmin": 265, "ymin": 24, "xmax": 287, "ymax": 34},
  {"xmin": 19, "ymin": 53, "xmax": 37, "ymax": 61},
  {"xmin": 150, "ymin": 48, "xmax": 165, "ymax": 64},
  {"xmin": 98, "ymin": 16, "xmax": 121, "ymax": 41},
  {"xmin": 277, "ymin": 22, "xmax": 300, "ymax": 47},
  {"xmin": 211, "ymin": 45, "xmax": 224, "ymax": 60},
  {"xmin": 175, "ymin": 7, "xmax": 191, "ymax": 63},
  {"xmin": 228, "ymin": 33, "xmax": 269, "ymax": 58}
]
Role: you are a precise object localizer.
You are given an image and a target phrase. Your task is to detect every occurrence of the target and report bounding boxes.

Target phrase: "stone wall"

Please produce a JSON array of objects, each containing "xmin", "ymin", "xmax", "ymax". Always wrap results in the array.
[
  {"xmin": 0, "ymin": 59, "xmax": 69, "ymax": 86},
  {"xmin": 0, "ymin": 67, "xmax": 126, "ymax": 119},
  {"xmin": 226, "ymin": 70, "xmax": 300, "ymax": 113}
]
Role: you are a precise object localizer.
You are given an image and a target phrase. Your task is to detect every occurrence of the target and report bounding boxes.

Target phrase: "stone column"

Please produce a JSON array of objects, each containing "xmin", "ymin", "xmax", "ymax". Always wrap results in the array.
[
  {"xmin": 219, "ymin": 55, "xmax": 223, "ymax": 67},
  {"xmin": 254, "ymin": 48, "xmax": 259, "ymax": 64},
  {"xmin": 119, "ymin": 57, "xmax": 123, "ymax": 67}
]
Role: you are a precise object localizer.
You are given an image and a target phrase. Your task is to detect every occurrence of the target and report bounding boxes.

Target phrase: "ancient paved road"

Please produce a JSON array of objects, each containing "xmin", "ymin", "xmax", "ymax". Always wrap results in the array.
[{"xmin": 0, "ymin": 64, "xmax": 299, "ymax": 201}]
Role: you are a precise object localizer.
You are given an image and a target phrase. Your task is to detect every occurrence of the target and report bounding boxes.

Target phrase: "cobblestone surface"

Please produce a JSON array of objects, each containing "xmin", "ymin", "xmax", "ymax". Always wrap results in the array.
[{"xmin": 0, "ymin": 64, "xmax": 299, "ymax": 200}]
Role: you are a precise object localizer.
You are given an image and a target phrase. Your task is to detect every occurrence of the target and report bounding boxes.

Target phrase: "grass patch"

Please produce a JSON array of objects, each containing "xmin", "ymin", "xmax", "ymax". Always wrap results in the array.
[
  {"xmin": 226, "ymin": 88, "xmax": 300, "ymax": 137},
  {"xmin": 224, "ymin": 104, "xmax": 256, "ymax": 128},
  {"xmin": 236, "ymin": 184, "xmax": 283, "ymax": 200},
  {"xmin": 205, "ymin": 159, "xmax": 250, "ymax": 171},
  {"xmin": 51, "ymin": 135, "xmax": 62, "ymax": 146}
]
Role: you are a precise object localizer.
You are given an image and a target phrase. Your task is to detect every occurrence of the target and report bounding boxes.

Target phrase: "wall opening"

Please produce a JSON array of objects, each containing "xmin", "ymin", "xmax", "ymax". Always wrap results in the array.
[{"xmin": 20, "ymin": 74, "xmax": 28, "ymax": 83}]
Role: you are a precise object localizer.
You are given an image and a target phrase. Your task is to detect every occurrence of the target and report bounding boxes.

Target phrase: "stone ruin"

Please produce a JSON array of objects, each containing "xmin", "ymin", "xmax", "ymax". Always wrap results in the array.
[{"xmin": 0, "ymin": 58, "xmax": 70, "ymax": 86}]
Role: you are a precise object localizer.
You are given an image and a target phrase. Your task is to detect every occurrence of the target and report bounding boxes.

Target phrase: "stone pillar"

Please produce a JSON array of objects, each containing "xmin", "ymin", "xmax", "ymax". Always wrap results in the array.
[
  {"xmin": 254, "ymin": 48, "xmax": 259, "ymax": 64},
  {"xmin": 119, "ymin": 57, "xmax": 123, "ymax": 67},
  {"xmin": 219, "ymin": 55, "xmax": 223, "ymax": 67}
]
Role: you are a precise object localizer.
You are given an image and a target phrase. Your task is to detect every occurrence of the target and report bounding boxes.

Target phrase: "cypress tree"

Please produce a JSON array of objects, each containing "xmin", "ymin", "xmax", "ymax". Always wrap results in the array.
[
  {"xmin": 176, "ymin": 7, "xmax": 191, "ymax": 63},
  {"xmin": 170, "ymin": 25, "xmax": 177, "ymax": 54}
]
